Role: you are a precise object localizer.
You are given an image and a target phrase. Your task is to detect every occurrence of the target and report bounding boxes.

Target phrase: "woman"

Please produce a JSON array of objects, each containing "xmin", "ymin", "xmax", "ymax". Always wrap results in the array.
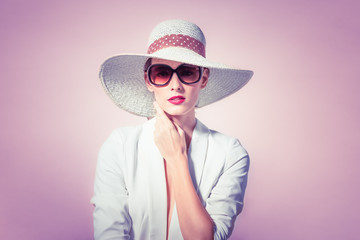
[{"xmin": 91, "ymin": 19, "xmax": 253, "ymax": 240}]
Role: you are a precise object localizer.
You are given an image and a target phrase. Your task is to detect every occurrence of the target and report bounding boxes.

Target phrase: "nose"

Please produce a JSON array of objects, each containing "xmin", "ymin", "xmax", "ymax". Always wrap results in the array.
[{"xmin": 169, "ymin": 72, "xmax": 183, "ymax": 91}]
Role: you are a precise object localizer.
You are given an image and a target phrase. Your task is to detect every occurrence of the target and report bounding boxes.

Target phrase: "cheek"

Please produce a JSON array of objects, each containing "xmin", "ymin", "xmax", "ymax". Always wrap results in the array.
[
  {"xmin": 153, "ymin": 92, "xmax": 168, "ymax": 110},
  {"xmin": 188, "ymin": 87, "xmax": 202, "ymax": 101}
]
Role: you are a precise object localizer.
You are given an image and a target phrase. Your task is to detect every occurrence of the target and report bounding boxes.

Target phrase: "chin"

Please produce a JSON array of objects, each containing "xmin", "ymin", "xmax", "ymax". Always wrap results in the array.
[
  {"xmin": 163, "ymin": 105, "xmax": 193, "ymax": 117},
  {"xmin": 164, "ymin": 109, "xmax": 185, "ymax": 117}
]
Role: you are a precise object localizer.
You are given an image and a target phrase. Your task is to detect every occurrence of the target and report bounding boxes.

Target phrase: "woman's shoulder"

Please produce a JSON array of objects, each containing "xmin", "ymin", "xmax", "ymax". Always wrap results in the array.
[
  {"xmin": 197, "ymin": 120, "xmax": 245, "ymax": 149},
  {"xmin": 110, "ymin": 124, "xmax": 143, "ymax": 139},
  {"xmin": 197, "ymin": 120, "xmax": 249, "ymax": 162},
  {"xmin": 210, "ymin": 129, "xmax": 248, "ymax": 154},
  {"xmin": 208, "ymin": 128, "xmax": 238, "ymax": 144},
  {"xmin": 98, "ymin": 123, "xmax": 147, "ymax": 165},
  {"xmin": 101, "ymin": 122, "xmax": 148, "ymax": 150}
]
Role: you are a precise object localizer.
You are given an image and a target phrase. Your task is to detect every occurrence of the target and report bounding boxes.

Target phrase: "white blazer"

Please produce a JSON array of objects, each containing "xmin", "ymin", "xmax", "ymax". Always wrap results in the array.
[{"xmin": 91, "ymin": 118, "xmax": 249, "ymax": 240}]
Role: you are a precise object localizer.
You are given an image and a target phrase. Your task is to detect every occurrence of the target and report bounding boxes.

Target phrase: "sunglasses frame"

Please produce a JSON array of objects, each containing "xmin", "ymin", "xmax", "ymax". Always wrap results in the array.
[{"xmin": 146, "ymin": 63, "xmax": 203, "ymax": 86}]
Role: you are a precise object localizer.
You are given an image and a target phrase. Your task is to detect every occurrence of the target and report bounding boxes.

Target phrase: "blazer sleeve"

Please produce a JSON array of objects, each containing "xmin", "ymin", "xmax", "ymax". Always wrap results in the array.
[
  {"xmin": 91, "ymin": 130, "xmax": 132, "ymax": 240},
  {"xmin": 205, "ymin": 139, "xmax": 250, "ymax": 240}
]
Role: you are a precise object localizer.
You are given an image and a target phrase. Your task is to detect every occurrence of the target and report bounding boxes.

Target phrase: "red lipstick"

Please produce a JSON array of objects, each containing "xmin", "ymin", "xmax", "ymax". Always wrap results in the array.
[{"xmin": 168, "ymin": 95, "xmax": 185, "ymax": 105}]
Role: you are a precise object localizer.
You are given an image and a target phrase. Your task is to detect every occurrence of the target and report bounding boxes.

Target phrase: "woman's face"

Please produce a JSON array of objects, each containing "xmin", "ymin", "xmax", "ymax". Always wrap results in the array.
[{"xmin": 145, "ymin": 58, "xmax": 209, "ymax": 117}]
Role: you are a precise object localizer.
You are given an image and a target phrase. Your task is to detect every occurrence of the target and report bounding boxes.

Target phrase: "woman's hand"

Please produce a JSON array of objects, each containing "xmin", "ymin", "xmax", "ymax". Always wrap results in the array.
[
  {"xmin": 153, "ymin": 102, "xmax": 187, "ymax": 162},
  {"xmin": 153, "ymin": 101, "xmax": 214, "ymax": 239}
]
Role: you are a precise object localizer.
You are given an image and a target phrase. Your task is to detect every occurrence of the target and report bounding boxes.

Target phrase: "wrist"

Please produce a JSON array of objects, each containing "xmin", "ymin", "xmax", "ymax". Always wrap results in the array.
[{"xmin": 166, "ymin": 153, "xmax": 188, "ymax": 172}]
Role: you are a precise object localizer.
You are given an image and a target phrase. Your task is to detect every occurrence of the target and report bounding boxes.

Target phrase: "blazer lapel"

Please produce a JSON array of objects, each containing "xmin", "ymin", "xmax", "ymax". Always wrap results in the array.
[
  {"xmin": 187, "ymin": 119, "xmax": 209, "ymax": 200},
  {"xmin": 138, "ymin": 118, "xmax": 167, "ymax": 239}
]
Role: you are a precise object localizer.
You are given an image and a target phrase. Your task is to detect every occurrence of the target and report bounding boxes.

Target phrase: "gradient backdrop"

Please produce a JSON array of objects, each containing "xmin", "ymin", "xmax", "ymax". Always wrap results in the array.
[{"xmin": 1, "ymin": 0, "xmax": 359, "ymax": 239}]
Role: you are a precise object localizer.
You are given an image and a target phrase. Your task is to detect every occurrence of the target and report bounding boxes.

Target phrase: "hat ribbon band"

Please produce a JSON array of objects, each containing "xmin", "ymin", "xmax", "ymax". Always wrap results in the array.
[{"xmin": 147, "ymin": 34, "xmax": 206, "ymax": 57}]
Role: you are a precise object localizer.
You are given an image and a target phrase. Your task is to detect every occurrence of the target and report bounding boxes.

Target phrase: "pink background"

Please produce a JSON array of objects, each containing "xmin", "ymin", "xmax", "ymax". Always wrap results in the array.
[{"xmin": 1, "ymin": 0, "xmax": 359, "ymax": 239}]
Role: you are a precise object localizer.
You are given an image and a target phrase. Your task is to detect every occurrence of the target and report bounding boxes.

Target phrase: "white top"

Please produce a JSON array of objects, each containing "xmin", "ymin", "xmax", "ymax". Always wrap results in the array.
[{"xmin": 91, "ymin": 118, "xmax": 249, "ymax": 240}]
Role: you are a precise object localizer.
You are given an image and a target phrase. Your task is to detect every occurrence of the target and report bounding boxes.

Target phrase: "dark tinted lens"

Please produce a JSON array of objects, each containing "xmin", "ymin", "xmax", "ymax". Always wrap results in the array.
[
  {"xmin": 149, "ymin": 65, "xmax": 173, "ymax": 85},
  {"xmin": 177, "ymin": 65, "xmax": 200, "ymax": 83}
]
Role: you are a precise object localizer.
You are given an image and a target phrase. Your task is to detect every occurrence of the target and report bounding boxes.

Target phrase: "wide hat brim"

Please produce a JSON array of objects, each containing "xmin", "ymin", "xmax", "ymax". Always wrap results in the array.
[{"xmin": 100, "ymin": 47, "xmax": 253, "ymax": 117}]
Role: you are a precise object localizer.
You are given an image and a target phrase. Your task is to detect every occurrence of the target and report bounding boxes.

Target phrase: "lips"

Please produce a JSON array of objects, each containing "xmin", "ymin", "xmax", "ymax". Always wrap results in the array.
[{"xmin": 168, "ymin": 95, "xmax": 185, "ymax": 104}]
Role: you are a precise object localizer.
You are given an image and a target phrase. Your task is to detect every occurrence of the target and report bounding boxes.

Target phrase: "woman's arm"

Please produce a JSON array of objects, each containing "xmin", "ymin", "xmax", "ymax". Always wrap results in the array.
[
  {"xmin": 91, "ymin": 130, "xmax": 132, "ymax": 240},
  {"xmin": 168, "ymin": 154, "xmax": 214, "ymax": 240},
  {"xmin": 153, "ymin": 102, "xmax": 214, "ymax": 240},
  {"xmin": 205, "ymin": 142, "xmax": 249, "ymax": 239}
]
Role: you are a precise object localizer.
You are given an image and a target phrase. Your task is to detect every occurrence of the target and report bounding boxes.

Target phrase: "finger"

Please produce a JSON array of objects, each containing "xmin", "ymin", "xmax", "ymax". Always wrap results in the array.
[
  {"xmin": 153, "ymin": 101, "xmax": 172, "ymax": 125},
  {"xmin": 173, "ymin": 121, "xmax": 185, "ymax": 136},
  {"xmin": 153, "ymin": 101, "xmax": 165, "ymax": 117},
  {"xmin": 153, "ymin": 101, "xmax": 166, "ymax": 122}
]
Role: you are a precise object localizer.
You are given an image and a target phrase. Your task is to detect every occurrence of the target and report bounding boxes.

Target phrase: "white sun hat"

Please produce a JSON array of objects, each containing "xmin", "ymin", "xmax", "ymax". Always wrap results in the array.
[{"xmin": 99, "ymin": 19, "xmax": 253, "ymax": 117}]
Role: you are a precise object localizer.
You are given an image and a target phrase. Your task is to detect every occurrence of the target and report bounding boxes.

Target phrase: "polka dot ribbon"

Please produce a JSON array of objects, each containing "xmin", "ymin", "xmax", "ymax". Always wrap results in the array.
[{"xmin": 147, "ymin": 34, "xmax": 206, "ymax": 57}]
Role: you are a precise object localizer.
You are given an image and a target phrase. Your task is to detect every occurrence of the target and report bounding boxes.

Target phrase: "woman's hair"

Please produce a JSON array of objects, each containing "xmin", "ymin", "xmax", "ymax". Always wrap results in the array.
[{"xmin": 144, "ymin": 58, "xmax": 152, "ymax": 72}]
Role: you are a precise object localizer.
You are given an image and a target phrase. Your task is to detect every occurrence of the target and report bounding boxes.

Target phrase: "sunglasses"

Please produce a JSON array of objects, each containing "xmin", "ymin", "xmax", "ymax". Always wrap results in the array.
[{"xmin": 146, "ymin": 64, "xmax": 203, "ymax": 86}]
